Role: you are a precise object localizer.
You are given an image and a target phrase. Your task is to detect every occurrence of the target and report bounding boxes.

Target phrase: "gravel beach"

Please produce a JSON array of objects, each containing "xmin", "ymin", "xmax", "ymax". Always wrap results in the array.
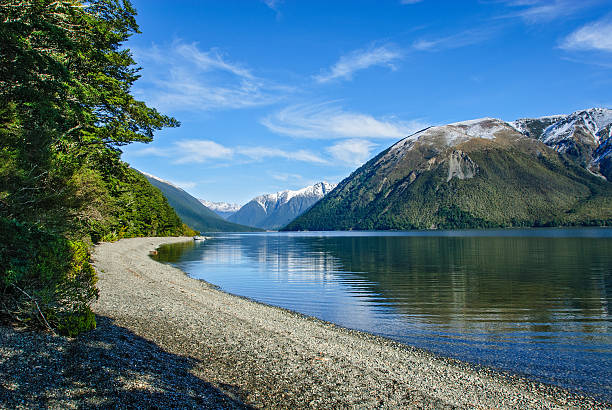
[{"xmin": 1, "ymin": 236, "xmax": 608, "ymax": 408}]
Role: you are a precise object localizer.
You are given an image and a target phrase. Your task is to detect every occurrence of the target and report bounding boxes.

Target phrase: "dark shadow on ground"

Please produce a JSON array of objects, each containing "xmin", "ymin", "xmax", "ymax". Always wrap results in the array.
[{"xmin": 0, "ymin": 316, "xmax": 251, "ymax": 408}]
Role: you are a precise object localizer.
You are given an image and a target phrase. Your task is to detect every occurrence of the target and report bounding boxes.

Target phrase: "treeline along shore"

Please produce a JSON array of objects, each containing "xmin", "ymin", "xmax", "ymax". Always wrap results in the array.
[{"xmin": 2, "ymin": 237, "xmax": 606, "ymax": 408}]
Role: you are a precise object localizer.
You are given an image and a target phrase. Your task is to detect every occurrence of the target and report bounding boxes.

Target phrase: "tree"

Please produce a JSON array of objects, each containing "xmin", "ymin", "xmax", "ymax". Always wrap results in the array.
[
  {"xmin": 0, "ymin": 0, "xmax": 178, "ymax": 226},
  {"xmin": 0, "ymin": 0, "xmax": 186, "ymax": 335}
]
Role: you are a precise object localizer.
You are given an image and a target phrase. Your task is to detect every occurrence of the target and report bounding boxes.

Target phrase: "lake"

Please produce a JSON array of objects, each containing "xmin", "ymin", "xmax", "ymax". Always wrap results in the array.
[{"xmin": 155, "ymin": 228, "xmax": 612, "ymax": 401}]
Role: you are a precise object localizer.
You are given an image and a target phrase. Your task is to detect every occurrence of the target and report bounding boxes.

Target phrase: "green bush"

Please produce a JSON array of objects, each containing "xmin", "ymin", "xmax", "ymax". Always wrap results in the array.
[{"xmin": 0, "ymin": 218, "xmax": 98, "ymax": 336}]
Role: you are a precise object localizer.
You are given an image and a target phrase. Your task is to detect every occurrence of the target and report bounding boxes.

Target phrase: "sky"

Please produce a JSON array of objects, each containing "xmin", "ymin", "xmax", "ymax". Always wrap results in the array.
[{"xmin": 121, "ymin": 0, "xmax": 612, "ymax": 205}]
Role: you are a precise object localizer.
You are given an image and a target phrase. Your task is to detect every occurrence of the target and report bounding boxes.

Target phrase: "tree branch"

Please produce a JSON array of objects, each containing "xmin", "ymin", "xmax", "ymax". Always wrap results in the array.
[{"xmin": 10, "ymin": 284, "xmax": 57, "ymax": 336}]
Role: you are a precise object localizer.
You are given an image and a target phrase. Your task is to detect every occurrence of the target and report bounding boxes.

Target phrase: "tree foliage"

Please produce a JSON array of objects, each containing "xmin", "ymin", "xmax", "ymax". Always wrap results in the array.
[
  {"xmin": 0, "ymin": 218, "xmax": 98, "ymax": 337},
  {"xmin": 0, "ymin": 0, "xmax": 192, "ymax": 335},
  {"xmin": 0, "ymin": 0, "xmax": 178, "ymax": 224}
]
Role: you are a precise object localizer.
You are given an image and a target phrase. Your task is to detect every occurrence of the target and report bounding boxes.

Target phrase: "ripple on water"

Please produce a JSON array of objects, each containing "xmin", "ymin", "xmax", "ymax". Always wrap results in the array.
[{"xmin": 156, "ymin": 229, "xmax": 612, "ymax": 402}]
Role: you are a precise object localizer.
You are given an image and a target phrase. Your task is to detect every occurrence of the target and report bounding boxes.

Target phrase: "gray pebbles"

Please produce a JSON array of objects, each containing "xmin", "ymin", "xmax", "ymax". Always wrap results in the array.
[{"xmin": 1, "ymin": 237, "xmax": 608, "ymax": 409}]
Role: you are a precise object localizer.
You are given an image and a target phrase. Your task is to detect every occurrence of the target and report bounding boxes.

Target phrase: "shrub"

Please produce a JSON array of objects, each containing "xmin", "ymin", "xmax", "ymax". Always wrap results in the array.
[{"xmin": 0, "ymin": 218, "xmax": 98, "ymax": 336}]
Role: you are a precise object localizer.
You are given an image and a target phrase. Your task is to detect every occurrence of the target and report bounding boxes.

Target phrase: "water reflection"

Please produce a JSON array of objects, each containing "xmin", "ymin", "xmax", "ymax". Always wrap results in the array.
[{"xmin": 155, "ymin": 230, "xmax": 612, "ymax": 401}]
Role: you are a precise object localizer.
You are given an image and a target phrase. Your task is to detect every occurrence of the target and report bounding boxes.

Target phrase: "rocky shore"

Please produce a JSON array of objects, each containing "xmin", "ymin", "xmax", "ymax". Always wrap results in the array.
[{"xmin": 0, "ymin": 236, "xmax": 608, "ymax": 408}]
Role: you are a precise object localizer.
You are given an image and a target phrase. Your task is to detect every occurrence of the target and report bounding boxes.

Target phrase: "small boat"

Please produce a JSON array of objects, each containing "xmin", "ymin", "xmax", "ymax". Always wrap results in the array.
[{"xmin": 193, "ymin": 236, "xmax": 206, "ymax": 241}]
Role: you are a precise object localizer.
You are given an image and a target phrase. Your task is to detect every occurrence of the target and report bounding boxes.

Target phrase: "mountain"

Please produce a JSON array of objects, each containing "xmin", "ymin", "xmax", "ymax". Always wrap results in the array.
[
  {"xmin": 139, "ymin": 172, "xmax": 259, "ymax": 232},
  {"xmin": 228, "ymin": 182, "xmax": 336, "ymax": 230},
  {"xmin": 199, "ymin": 199, "xmax": 242, "ymax": 219},
  {"xmin": 284, "ymin": 109, "xmax": 612, "ymax": 231},
  {"xmin": 511, "ymin": 108, "xmax": 612, "ymax": 179}
]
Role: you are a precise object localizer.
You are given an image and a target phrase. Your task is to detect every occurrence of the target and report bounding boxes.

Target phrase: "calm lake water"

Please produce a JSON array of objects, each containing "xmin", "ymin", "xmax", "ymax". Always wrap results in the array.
[{"xmin": 155, "ymin": 228, "xmax": 612, "ymax": 401}]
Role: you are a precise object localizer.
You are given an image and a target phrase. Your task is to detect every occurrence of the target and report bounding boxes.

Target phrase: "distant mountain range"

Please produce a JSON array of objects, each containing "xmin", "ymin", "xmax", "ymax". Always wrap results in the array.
[
  {"xmin": 227, "ymin": 182, "xmax": 336, "ymax": 230},
  {"xmin": 140, "ymin": 172, "xmax": 259, "ymax": 232},
  {"xmin": 199, "ymin": 200, "xmax": 242, "ymax": 219},
  {"xmin": 284, "ymin": 108, "xmax": 612, "ymax": 231}
]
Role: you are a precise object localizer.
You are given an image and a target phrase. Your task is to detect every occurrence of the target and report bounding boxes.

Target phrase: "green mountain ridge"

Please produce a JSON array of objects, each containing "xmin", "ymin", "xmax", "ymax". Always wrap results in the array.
[
  {"xmin": 284, "ymin": 115, "xmax": 612, "ymax": 231},
  {"xmin": 140, "ymin": 171, "xmax": 260, "ymax": 232}
]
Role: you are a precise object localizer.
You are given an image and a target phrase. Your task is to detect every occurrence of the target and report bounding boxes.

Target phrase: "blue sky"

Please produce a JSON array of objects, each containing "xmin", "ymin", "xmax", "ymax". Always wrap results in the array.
[{"xmin": 121, "ymin": 0, "xmax": 612, "ymax": 204}]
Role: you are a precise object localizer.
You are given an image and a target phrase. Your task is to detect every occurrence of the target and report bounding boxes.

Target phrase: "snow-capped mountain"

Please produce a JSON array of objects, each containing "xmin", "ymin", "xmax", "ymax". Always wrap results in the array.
[
  {"xmin": 228, "ymin": 182, "xmax": 336, "ymax": 229},
  {"xmin": 284, "ymin": 109, "xmax": 612, "ymax": 231},
  {"xmin": 199, "ymin": 200, "xmax": 242, "ymax": 219},
  {"xmin": 511, "ymin": 108, "xmax": 612, "ymax": 179}
]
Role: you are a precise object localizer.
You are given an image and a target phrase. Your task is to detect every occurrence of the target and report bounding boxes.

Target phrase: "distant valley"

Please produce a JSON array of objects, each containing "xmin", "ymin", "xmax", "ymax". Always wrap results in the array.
[
  {"xmin": 285, "ymin": 108, "xmax": 612, "ymax": 231},
  {"xmin": 140, "ymin": 172, "xmax": 259, "ymax": 232}
]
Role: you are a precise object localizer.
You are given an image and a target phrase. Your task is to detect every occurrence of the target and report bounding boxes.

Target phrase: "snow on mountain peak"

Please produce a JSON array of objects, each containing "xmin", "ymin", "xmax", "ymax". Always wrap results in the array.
[
  {"xmin": 540, "ymin": 108, "xmax": 612, "ymax": 145},
  {"xmin": 390, "ymin": 117, "xmax": 512, "ymax": 155},
  {"xmin": 253, "ymin": 182, "xmax": 336, "ymax": 213},
  {"xmin": 228, "ymin": 181, "xmax": 337, "ymax": 229},
  {"xmin": 139, "ymin": 171, "xmax": 186, "ymax": 192},
  {"xmin": 449, "ymin": 117, "xmax": 510, "ymax": 140},
  {"xmin": 199, "ymin": 200, "xmax": 242, "ymax": 213}
]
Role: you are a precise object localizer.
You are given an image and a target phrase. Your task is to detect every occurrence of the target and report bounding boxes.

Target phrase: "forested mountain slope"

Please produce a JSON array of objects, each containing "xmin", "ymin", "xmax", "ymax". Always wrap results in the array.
[
  {"xmin": 142, "ymin": 172, "xmax": 260, "ymax": 232},
  {"xmin": 285, "ymin": 113, "xmax": 612, "ymax": 231}
]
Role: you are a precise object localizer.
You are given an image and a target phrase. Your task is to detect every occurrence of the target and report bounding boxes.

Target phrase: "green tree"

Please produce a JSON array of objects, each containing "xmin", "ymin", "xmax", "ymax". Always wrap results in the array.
[
  {"xmin": 0, "ymin": 0, "xmax": 188, "ymax": 335},
  {"xmin": 0, "ymin": 0, "xmax": 178, "ymax": 226}
]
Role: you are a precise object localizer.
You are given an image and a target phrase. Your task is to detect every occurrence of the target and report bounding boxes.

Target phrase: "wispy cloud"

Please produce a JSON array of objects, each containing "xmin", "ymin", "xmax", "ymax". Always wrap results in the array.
[
  {"xmin": 175, "ymin": 43, "xmax": 254, "ymax": 78},
  {"xmin": 236, "ymin": 146, "xmax": 328, "ymax": 164},
  {"xmin": 400, "ymin": 0, "xmax": 424, "ymax": 3},
  {"xmin": 262, "ymin": 0, "xmax": 283, "ymax": 19},
  {"xmin": 496, "ymin": 0, "xmax": 598, "ymax": 23},
  {"xmin": 269, "ymin": 172, "xmax": 304, "ymax": 182},
  {"xmin": 132, "ymin": 41, "xmax": 288, "ymax": 113},
  {"xmin": 411, "ymin": 28, "xmax": 493, "ymax": 51},
  {"xmin": 315, "ymin": 45, "xmax": 402, "ymax": 83},
  {"xmin": 327, "ymin": 139, "xmax": 378, "ymax": 167},
  {"xmin": 261, "ymin": 102, "xmax": 427, "ymax": 139},
  {"xmin": 132, "ymin": 139, "xmax": 326, "ymax": 165},
  {"xmin": 262, "ymin": 0, "xmax": 282, "ymax": 11},
  {"xmin": 173, "ymin": 140, "xmax": 233, "ymax": 164},
  {"xmin": 560, "ymin": 16, "xmax": 612, "ymax": 52}
]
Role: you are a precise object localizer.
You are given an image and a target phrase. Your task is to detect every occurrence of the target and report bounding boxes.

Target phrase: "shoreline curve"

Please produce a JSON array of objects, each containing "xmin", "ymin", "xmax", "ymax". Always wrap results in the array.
[{"xmin": 86, "ymin": 236, "xmax": 608, "ymax": 408}]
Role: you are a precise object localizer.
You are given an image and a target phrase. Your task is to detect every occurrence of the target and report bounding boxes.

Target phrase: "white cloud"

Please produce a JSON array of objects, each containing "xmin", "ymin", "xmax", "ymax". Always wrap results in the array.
[
  {"xmin": 263, "ymin": 0, "xmax": 282, "ymax": 11},
  {"xmin": 412, "ymin": 28, "xmax": 493, "ymax": 51},
  {"xmin": 174, "ymin": 140, "xmax": 233, "ymax": 164},
  {"xmin": 236, "ymin": 146, "xmax": 328, "ymax": 164},
  {"xmin": 132, "ymin": 41, "xmax": 287, "ymax": 112},
  {"xmin": 175, "ymin": 43, "xmax": 253, "ymax": 79},
  {"xmin": 327, "ymin": 139, "xmax": 378, "ymax": 167},
  {"xmin": 498, "ymin": 0, "xmax": 598, "ymax": 23},
  {"xmin": 561, "ymin": 17, "xmax": 612, "ymax": 52},
  {"xmin": 262, "ymin": 102, "xmax": 428, "ymax": 140},
  {"xmin": 315, "ymin": 45, "xmax": 402, "ymax": 83},
  {"xmin": 130, "ymin": 146, "xmax": 171, "ymax": 157},
  {"xmin": 269, "ymin": 172, "xmax": 304, "ymax": 182},
  {"xmin": 133, "ymin": 139, "xmax": 326, "ymax": 165},
  {"xmin": 262, "ymin": 0, "xmax": 283, "ymax": 19}
]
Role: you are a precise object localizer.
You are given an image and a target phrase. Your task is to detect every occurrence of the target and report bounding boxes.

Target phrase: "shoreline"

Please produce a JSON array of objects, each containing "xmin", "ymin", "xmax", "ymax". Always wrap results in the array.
[
  {"xmin": 1, "ymin": 236, "xmax": 607, "ymax": 408},
  {"xmin": 92, "ymin": 236, "xmax": 606, "ymax": 408}
]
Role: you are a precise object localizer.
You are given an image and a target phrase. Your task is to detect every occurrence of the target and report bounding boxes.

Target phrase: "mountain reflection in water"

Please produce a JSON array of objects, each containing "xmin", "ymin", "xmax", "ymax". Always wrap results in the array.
[{"xmin": 155, "ymin": 229, "xmax": 612, "ymax": 401}]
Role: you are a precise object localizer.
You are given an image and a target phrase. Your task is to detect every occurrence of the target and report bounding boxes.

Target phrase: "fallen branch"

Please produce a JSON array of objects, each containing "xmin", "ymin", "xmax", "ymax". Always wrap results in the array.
[{"xmin": 10, "ymin": 284, "xmax": 57, "ymax": 336}]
